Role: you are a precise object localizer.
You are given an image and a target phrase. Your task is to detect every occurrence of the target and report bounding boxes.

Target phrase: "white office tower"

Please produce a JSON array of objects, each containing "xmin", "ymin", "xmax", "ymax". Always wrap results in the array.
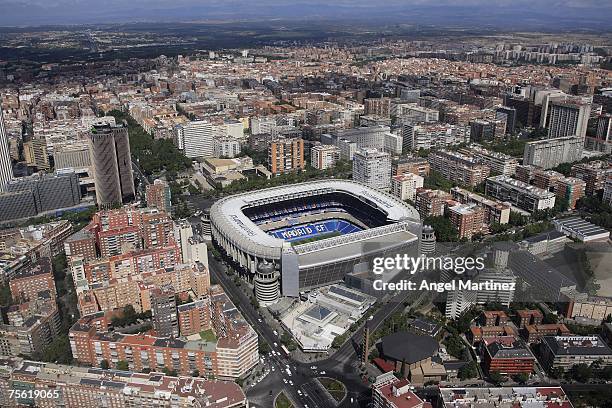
[
  {"xmin": 176, "ymin": 121, "xmax": 214, "ymax": 158},
  {"xmin": 0, "ymin": 109, "xmax": 13, "ymax": 191},
  {"xmin": 546, "ymin": 100, "xmax": 591, "ymax": 140},
  {"xmin": 445, "ymin": 288, "xmax": 477, "ymax": 319},
  {"xmin": 254, "ymin": 261, "xmax": 280, "ymax": 306},
  {"xmin": 174, "ymin": 220, "xmax": 208, "ymax": 269},
  {"xmin": 419, "ymin": 225, "xmax": 436, "ymax": 255},
  {"xmin": 475, "ymin": 268, "xmax": 516, "ymax": 307},
  {"xmin": 352, "ymin": 148, "xmax": 392, "ymax": 191},
  {"xmin": 522, "ymin": 136, "xmax": 583, "ymax": 169}
]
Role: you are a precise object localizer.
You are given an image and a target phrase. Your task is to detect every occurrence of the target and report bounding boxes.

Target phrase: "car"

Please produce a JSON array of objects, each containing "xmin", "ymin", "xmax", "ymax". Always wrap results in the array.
[
  {"xmin": 297, "ymin": 390, "xmax": 302, "ymax": 396},
  {"xmin": 273, "ymin": 330, "xmax": 278, "ymax": 336},
  {"xmin": 258, "ymin": 318, "xmax": 262, "ymax": 323},
  {"xmin": 283, "ymin": 379, "xmax": 288, "ymax": 384},
  {"xmin": 273, "ymin": 342, "xmax": 278, "ymax": 348},
  {"xmin": 368, "ymin": 315, "xmax": 374, "ymax": 320},
  {"xmin": 310, "ymin": 366, "xmax": 317, "ymax": 370},
  {"xmin": 289, "ymin": 380, "xmax": 294, "ymax": 386},
  {"xmin": 319, "ymin": 371, "xmax": 326, "ymax": 375}
]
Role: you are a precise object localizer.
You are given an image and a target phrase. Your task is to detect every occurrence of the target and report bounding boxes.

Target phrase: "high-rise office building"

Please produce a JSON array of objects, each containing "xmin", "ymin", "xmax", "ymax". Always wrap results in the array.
[
  {"xmin": 585, "ymin": 114, "xmax": 612, "ymax": 154},
  {"xmin": 546, "ymin": 100, "xmax": 591, "ymax": 140},
  {"xmin": 175, "ymin": 121, "xmax": 214, "ymax": 158},
  {"xmin": 353, "ymin": 148, "xmax": 392, "ymax": 191},
  {"xmin": 0, "ymin": 109, "xmax": 13, "ymax": 191},
  {"xmin": 88, "ymin": 122, "xmax": 135, "ymax": 208},
  {"xmin": 495, "ymin": 106, "xmax": 517, "ymax": 134}
]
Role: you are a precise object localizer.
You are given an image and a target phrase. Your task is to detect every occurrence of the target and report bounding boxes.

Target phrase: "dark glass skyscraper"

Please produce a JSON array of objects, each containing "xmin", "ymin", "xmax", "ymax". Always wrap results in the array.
[{"xmin": 88, "ymin": 121, "xmax": 135, "ymax": 208}]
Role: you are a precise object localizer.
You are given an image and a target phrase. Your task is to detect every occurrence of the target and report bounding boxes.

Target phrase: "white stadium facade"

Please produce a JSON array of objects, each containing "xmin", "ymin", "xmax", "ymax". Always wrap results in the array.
[{"xmin": 210, "ymin": 180, "xmax": 422, "ymax": 297}]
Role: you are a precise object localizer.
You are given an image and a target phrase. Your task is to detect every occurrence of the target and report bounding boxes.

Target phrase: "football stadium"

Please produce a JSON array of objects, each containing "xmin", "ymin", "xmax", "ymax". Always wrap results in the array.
[{"xmin": 210, "ymin": 180, "xmax": 421, "ymax": 297}]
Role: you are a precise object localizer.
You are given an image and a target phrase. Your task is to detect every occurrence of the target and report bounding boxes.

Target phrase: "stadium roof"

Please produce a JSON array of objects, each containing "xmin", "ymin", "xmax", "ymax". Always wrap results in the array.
[{"xmin": 210, "ymin": 180, "xmax": 420, "ymax": 259}]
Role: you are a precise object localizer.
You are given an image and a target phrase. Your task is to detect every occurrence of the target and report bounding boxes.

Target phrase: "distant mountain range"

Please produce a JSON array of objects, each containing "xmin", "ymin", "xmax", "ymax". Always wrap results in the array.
[{"xmin": 1, "ymin": 0, "xmax": 611, "ymax": 30}]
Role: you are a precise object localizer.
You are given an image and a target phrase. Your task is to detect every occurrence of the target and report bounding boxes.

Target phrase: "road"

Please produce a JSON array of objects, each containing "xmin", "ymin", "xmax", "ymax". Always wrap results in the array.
[
  {"xmin": 131, "ymin": 159, "xmax": 151, "ymax": 186},
  {"xmin": 208, "ymin": 253, "xmax": 422, "ymax": 407}
]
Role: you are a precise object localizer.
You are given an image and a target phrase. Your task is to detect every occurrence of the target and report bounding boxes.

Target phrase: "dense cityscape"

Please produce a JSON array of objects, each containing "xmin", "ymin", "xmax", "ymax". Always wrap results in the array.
[{"xmin": 0, "ymin": 2, "xmax": 611, "ymax": 408}]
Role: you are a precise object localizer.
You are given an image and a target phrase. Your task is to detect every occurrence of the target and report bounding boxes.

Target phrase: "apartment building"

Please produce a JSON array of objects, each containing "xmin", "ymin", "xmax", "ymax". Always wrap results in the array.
[
  {"xmin": 70, "ymin": 285, "xmax": 258, "ymax": 379},
  {"xmin": 372, "ymin": 377, "xmax": 425, "ymax": 408},
  {"xmin": 401, "ymin": 123, "xmax": 469, "ymax": 152},
  {"xmin": 555, "ymin": 176, "xmax": 586, "ymax": 209},
  {"xmin": 446, "ymin": 203, "xmax": 486, "ymax": 239},
  {"xmin": 514, "ymin": 164, "xmax": 540, "ymax": 184},
  {"xmin": 439, "ymin": 386, "xmax": 573, "ymax": 407},
  {"xmin": 571, "ymin": 160, "xmax": 610, "ymax": 196},
  {"xmin": 0, "ymin": 358, "xmax": 247, "ymax": 408},
  {"xmin": 392, "ymin": 157, "xmax": 430, "ymax": 177},
  {"xmin": 311, "ymin": 144, "xmax": 340, "ymax": 170},
  {"xmin": 428, "ymin": 150, "xmax": 490, "ymax": 187},
  {"xmin": 177, "ymin": 298, "xmax": 212, "ymax": 336},
  {"xmin": 76, "ymin": 262, "xmax": 209, "ymax": 315},
  {"xmin": 485, "ymin": 175, "xmax": 556, "ymax": 213},
  {"xmin": 364, "ymin": 97, "xmax": 392, "ymax": 117},
  {"xmin": 0, "ymin": 297, "xmax": 61, "ymax": 357},
  {"xmin": 145, "ymin": 179, "xmax": 172, "ymax": 212},
  {"xmin": 268, "ymin": 137, "xmax": 305, "ymax": 174},
  {"xmin": 515, "ymin": 309, "xmax": 544, "ymax": 328},
  {"xmin": 8, "ymin": 257, "xmax": 56, "ymax": 303},
  {"xmin": 480, "ymin": 337, "xmax": 535, "ymax": 375},
  {"xmin": 461, "ymin": 145, "xmax": 518, "ymax": 176},
  {"xmin": 415, "ymin": 189, "xmax": 453, "ymax": 218},
  {"xmin": 353, "ymin": 148, "xmax": 392, "ymax": 191},
  {"xmin": 391, "ymin": 173, "xmax": 424, "ymax": 201},
  {"xmin": 523, "ymin": 136, "xmax": 583, "ymax": 169},
  {"xmin": 539, "ymin": 335, "xmax": 612, "ymax": 371},
  {"xmin": 533, "ymin": 170, "xmax": 564, "ymax": 191},
  {"xmin": 151, "ymin": 286, "xmax": 179, "ymax": 338},
  {"xmin": 450, "ymin": 187, "xmax": 510, "ymax": 225}
]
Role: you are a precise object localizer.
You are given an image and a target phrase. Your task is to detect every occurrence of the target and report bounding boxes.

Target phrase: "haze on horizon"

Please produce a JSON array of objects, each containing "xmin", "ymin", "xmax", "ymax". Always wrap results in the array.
[{"xmin": 1, "ymin": 0, "xmax": 611, "ymax": 29}]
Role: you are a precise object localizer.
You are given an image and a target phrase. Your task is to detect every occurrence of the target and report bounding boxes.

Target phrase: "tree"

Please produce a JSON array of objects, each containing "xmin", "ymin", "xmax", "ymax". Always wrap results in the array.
[
  {"xmin": 423, "ymin": 170, "xmax": 454, "ymax": 191},
  {"xmin": 458, "ymin": 361, "xmax": 478, "ymax": 380},
  {"xmin": 41, "ymin": 335, "xmax": 73, "ymax": 364},
  {"xmin": 489, "ymin": 371, "xmax": 505, "ymax": 385},
  {"xmin": 259, "ymin": 339, "xmax": 270, "ymax": 354},
  {"xmin": 100, "ymin": 359, "xmax": 110, "ymax": 370},
  {"xmin": 0, "ymin": 284, "xmax": 12, "ymax": 307},
  {"xmin": 569, "ymin": 363, "xmax": 592, "ymax": 383},
  {"xmin": 513, "ymin": 372, "xmax": 529, "ymax": 384},
  {"xmin": 191, "ymin": 369, "xmax": 200, "ymax": 377},
  {"xmin": 116, "ymin": 360, "xmax": 129, "ymax": 371},
  {"xmin": 163, "ymin": 367, "xmax": 178, "ymax": 377},
  {"xmin": 424, "ymin": 215, "xmax": 459, "ymax": 242}
]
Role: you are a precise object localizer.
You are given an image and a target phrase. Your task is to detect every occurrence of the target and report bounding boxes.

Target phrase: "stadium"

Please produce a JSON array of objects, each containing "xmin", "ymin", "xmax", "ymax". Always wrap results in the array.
[{"xmin": 210, "ymin": 180, "xmax": 421, "ymax": 297}]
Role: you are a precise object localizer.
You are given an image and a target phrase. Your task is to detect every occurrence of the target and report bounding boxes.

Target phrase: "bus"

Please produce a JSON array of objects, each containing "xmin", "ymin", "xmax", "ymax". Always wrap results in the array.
[{"xmin": 281, "ymin": 345, "xmax": 290, "ymax": 355}]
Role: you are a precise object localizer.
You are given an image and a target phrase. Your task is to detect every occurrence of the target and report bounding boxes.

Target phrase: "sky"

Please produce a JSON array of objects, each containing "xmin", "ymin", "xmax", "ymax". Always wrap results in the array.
[{"xmin": 0, "ymin": 0, "xmax": 611, "ymax": 27}]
